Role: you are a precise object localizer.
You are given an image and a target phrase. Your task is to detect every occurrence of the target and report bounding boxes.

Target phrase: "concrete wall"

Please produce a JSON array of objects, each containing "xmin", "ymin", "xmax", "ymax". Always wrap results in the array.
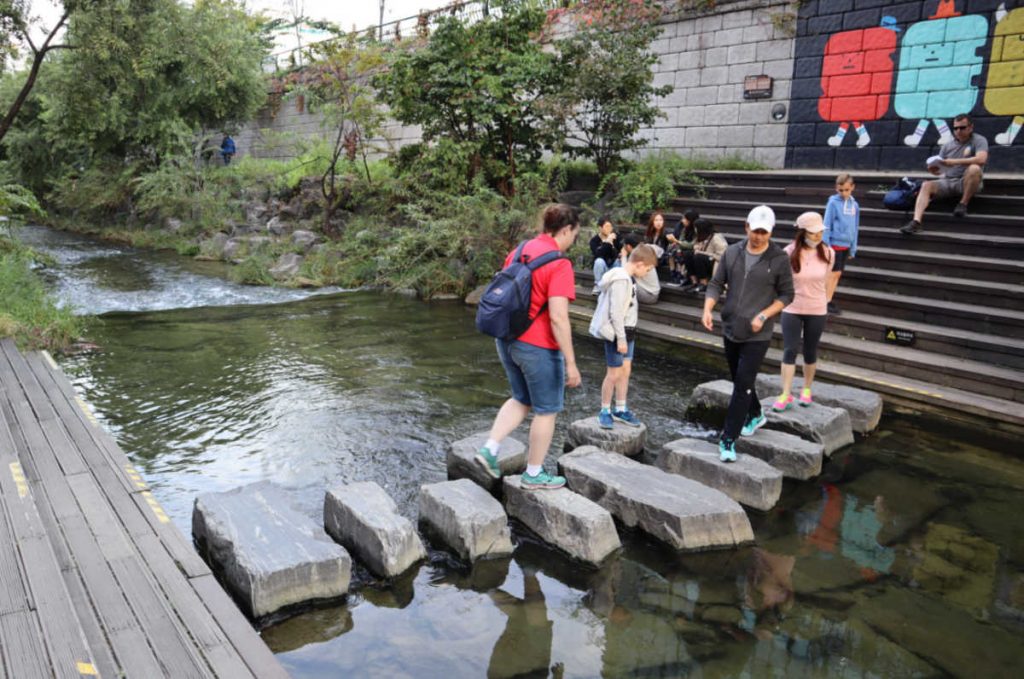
[{"xmin": 786, "ymin": 0, "xmax": 1024, "ymax": 173}]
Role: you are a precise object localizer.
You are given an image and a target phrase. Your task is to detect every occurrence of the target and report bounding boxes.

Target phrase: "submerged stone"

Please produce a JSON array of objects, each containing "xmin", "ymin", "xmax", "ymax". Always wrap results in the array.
[
  {"xmin": 658, "ymin": 438, "xmax": 783, "ymax": 511},
  {"xmin": 447, "ymin": 432, "xmax": 527, "ymax": 492},
  {"xmin": 323, "ymin": 481, "xmax": 427, "ymax": 579},
  {"xmin": 503, "ymin": 476, "xmax": 621, "ymax": 565},
  {"xmin": 755, "ymin": 374, "xmax": 882, "ymax": 434},
  {"xmin": 192, "ymin": 481, "xmax": 351, "ymax": 619},
  {"xmin": 567, "ymin": 416, "xmax": 647, "ymax": 456},
  {"xmin": 418, "ymin": 479, "xmax": 513, "ymax": 562},
  {"xmin": 558, "ymin": 446, "xmax": 753, "ymax": 551}
]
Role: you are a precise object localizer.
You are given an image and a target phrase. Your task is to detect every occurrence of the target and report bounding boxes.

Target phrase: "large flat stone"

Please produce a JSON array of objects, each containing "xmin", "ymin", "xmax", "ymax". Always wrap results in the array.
[
  {"xmin": 447, "ymin": 432, "xmax": 527, "ymax": 491},
  {"xmin": 685, "ymin": 379, "xmax": 853, "ymax": 455},
  {"xmin": 567, "ymin": 417, "xmax": 647, "ymax": 456},
  {"xmin": 734, "ymin": 428, "xmax": 823, "ymax": 480},
  {"xmin": 503, "ymin": 476, "xmax": 621, "ymax": 565},
  {"xmin": 323, "ymin": 481, "xmax": 427, "ymax": 578},
  {"xmin": 192, "ymin": 481, "xmax": 351, "ymax": 619},
  {"xmin": 755, "ymin": 374, "xmax": 883, "ymax": 434},
  {"xmin": 558, "ymin": 446, "xmax": 753, "ymax": 551},
  {"xmin": 658, "ymin": 438, "xmax": 783, "ymax": 511},
  {"xmin": 418, "ymin": 479, "xmax": 513, "ymax": 562}
]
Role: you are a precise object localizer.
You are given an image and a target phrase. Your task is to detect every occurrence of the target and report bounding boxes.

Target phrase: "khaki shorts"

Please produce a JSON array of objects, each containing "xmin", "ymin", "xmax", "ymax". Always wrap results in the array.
[{"xmin": 932, "ymin": 175, "xmax": 983, "ymax": 200}]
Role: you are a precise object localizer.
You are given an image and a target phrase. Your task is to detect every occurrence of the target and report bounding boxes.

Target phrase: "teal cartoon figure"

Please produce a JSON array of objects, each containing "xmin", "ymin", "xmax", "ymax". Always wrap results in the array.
[
  {"xmin": 895, "ymin": 0, "xmax": 988, "ymax": 147},
  {"xmin": 986, "ymin": 3, "xmax": 1024, "ymax": 145}
]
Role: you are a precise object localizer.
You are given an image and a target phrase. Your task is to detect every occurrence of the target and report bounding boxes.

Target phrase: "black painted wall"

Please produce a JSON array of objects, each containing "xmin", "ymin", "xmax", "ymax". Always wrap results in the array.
[{"xmin": 786, "ymin": 0, "xmax": 1023, "ymax": 173}]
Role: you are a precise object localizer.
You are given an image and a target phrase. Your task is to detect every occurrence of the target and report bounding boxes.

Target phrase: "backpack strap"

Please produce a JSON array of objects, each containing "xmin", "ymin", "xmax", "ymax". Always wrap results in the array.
[{"xmin": 515, "ymin": 241, "xmax": 567, "ymax": 323}]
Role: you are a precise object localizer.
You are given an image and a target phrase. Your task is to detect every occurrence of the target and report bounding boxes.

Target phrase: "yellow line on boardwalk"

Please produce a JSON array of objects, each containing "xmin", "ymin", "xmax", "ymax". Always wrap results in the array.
[
  {"xmin": 41, "ymin": 350, "xmax": 59, "ymax": 370},
  {"xmin": 124, "ymin": 464, "xmax": 149, "ymax": 490},
  {"xmin": 141, "ymin": 491, "xmax": 171, "ymax": 524},
  {"xmin": 76, "ymin": 661, "xmax": 98, "ymax": 675},
  {"xmin": 75, "ymin": 397, "xmax": 100, "ymax": 426},
  {"xmin": 9, "ymin": 462, "xmax": 28, "ymax": 498}
]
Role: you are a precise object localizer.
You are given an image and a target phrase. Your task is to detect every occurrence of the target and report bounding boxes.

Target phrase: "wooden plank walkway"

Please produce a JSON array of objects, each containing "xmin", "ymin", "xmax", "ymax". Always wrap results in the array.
[{"xmin": 0, "ymin": 339, "xmax": 290, "ymax": 678}]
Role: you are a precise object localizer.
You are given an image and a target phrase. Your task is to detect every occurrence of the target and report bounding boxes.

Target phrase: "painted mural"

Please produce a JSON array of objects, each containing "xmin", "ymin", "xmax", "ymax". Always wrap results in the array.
[{"xmin": 786, "ymin": 0, "xmax": 1023, "ymax": 172}]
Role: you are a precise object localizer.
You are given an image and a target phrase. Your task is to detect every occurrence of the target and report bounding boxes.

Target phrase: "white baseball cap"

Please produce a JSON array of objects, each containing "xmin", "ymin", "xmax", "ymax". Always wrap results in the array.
[{"xmin": 747, "ymin": 205, "xmax": 775, "ymax": 233}]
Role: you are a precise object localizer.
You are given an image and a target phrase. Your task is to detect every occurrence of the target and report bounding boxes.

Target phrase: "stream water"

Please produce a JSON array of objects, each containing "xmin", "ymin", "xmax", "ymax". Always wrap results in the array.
[{"xmin": 18, "ymin": 225, "xmax": 1024, "ymax": 678}]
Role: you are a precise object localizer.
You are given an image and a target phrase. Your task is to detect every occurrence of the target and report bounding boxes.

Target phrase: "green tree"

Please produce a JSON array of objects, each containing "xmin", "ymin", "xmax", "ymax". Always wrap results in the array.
[
  {"xmin": 552, "ymin": 0, "xmax": 671, "ymax": 177},
  {"xmin": 375, "ymin": 0, "xmax": 556, "ymax": 196}
]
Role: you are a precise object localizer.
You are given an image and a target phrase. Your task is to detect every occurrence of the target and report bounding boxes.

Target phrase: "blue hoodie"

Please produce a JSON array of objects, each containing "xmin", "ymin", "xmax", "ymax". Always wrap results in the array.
[{"xmin": 823, "ymin": 193, "xmax": 859, "ymax": 257}]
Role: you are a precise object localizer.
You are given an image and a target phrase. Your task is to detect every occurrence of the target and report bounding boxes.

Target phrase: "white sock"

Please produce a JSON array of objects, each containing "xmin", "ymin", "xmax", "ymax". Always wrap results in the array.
[
  {"xmin": 615, "ymin": 400, "xmax": 627, "ymax": 412},
  {"xmin": 484, "ymin": 439, "xmax": 500, "ymax": 455},
  {"xmin": 526, "ymin": 464, "xmax": 543, "ymax": 477}
]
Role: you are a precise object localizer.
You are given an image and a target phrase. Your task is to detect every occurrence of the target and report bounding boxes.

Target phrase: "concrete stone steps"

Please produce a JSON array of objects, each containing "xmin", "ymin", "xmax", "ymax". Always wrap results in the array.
[
  {"xmin": 657, "ymin": 438, "xmax": 783, "ymax": 511},
  {"xmin": 418, "ymin": 480, "xmax": 514, "ymax": 562},
  {"xmin": 567, "ymin": 306, "xmax": 1024, "ymax": 436},
  {"xmin": 689, "ymin": 169, "xmax": 1024, "ymax": 197},
  {"xmin": 447, "ymin": 433, "xmax": 527, "ymax": 492},
  {"xmin": 567, "ymin": 416, "xmax": 647, "ymax": 456},
  {"xmin": 852, "ymin": 246, "xmax": 1023, "ymax": 286}
]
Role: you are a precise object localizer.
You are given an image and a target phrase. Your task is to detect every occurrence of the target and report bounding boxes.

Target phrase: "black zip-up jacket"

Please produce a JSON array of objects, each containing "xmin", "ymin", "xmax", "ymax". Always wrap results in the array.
[{"xmin": 706, "ymin": 239, "xmax": 794, "ymax": 342}]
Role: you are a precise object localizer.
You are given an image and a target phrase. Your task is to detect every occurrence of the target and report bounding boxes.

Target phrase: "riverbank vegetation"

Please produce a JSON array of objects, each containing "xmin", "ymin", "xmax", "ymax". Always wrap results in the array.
[{"xmin": 1, "ymin": 0, "xmax": 764, "ymax": 300}]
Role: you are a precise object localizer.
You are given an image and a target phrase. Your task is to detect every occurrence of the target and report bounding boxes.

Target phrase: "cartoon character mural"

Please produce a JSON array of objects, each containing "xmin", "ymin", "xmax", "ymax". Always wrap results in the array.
[
  {"xmin": 894, "ymin": 0, "xmax": 988, "ymax": 147},
  {"xmin": 819, "ymin": 17, "xmax": 900, "ymax": 147},
  {"xmin": 986, "ymin": 3, "xmax": 1024, "ymax": 145}
]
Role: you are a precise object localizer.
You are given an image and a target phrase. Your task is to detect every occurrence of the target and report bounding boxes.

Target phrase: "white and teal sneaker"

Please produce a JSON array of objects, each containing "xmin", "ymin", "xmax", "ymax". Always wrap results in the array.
[
  {"xmin": 521, "ymin": 470, "xmax": 566, "ymax": 490},
  {"xmin": 740, "ymin": 412, "xmax": 767, "ymax": 437}
]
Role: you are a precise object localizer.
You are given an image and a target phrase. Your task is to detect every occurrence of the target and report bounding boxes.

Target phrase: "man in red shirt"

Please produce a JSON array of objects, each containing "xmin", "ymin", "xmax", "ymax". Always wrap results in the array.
[{"xmin": 476, "ymin": 204, "xmax": 582, "ymax": 489}]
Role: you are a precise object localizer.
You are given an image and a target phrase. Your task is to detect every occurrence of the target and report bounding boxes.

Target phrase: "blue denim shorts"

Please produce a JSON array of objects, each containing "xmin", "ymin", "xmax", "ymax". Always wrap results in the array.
[
  {"xmin": 496, "ymin": 339, "xmax": 565, "ymax": 414},
  {"xmin": 603, "ymin": 339, "xmax": 635, "ymax": 367}
]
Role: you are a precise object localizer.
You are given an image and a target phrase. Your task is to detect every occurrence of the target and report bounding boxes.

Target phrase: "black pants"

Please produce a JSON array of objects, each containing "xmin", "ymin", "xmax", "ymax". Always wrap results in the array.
[
  {"xmin": 682, "ymin": 251, "xmax": 714, "ymax": 280},
  {"xmin": 722, "ymin": 337, "xmax": 770, "ymax": 443},
  {"xmin": 781, "ymin": 312, "xmax": 827, "ymax": 365}
]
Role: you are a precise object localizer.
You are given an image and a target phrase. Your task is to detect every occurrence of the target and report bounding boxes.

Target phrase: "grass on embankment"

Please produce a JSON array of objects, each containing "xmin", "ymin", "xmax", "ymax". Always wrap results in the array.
[{"xmin": 0, "ymin": 237, "xmax": 85, "ymax": 352}]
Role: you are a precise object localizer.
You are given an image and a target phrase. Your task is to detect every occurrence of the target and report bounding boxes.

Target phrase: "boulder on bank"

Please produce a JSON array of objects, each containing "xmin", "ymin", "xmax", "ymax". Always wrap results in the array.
[
  {"xmin": 755, "ymin": 374, "xmax": 882, "ymax": 434},
  {"xmin": 418, "ymin": 479, "xmax": 513, "ymax": 562},
  {"xmin": 447, "ymin": 433, "xmax": 527, "ymax": 492},
  {"xmin": 266, "ymin": 216, "xmax": 290, "ymax": 237},
  {"xmin": 559, "ymin": 446, "xmax": 753, "ymax": 551},
  {"xmin": 270, "ymin": 252, "xmax": 304, "ymax": 281},
  {"xmin": 192, "ymin": 481, "xmax": 351, "ymax": 619},
  {"xmin": 464, "ymin": 284, "xmax": 488, "ymax": 306},
  {"xmin": 291, "ymin": 229, "xmax": 319, "ymax": 252},
  {"xmin": 503, "ymin": 476, "xmax": 620, "ymax": 565},
  {"xmin": 658, "ymin": 438, "xmax": 783, "ymax": 511},
  {"xmin": 567, "ymin": 417, "xmax": 647, "ymax": 456},
  {"xmin": 323, "ymin": 481, "xmax": 426, "ymax": 578}
]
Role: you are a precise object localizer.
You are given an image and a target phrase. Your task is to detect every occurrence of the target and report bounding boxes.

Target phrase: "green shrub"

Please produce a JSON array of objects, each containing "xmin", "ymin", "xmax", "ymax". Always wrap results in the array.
[
  {"xmin": 0, "ymin": 241, "xmax": 86, "ymax": 352},
  {"xmin": 229, "ymin": 255, "xmax": 275, "ymax": 285}
]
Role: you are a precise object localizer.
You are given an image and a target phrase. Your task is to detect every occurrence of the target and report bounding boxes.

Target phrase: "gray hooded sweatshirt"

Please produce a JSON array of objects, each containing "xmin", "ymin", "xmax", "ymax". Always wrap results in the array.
[
  {"xmin": 706, "ymin": 239, "xmax": 794, "ymax": 342},
  {"xmin": 595, "ymin": 267, "xmax": 638, "ymax": 343}
]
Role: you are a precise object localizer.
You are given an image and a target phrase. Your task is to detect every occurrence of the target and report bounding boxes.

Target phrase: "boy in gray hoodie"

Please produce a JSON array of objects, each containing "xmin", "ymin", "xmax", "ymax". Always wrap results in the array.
[{"xmin": 595, "ymin": 244, "xmax": 658, "ymax": 428}]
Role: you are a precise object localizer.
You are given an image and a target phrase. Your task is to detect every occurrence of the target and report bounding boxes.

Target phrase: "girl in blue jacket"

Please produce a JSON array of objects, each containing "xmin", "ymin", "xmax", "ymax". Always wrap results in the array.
[{"xmin": 823, "ymin": 173, "xmax": 859, "ymax": 315}]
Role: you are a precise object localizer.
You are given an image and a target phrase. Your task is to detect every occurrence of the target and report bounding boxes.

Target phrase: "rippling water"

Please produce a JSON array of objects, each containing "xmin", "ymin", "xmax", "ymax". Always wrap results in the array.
[{"xmin": 23, "ymin": 225, "xmax": 1024, "ymax": 678}]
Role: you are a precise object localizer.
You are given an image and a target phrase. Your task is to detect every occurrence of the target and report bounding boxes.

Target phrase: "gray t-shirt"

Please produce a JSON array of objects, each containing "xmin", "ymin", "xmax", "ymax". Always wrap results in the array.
[
  {"xmin": 744, "ymin": 250, "xmax": 762, "ymax": 274},
  {"xmin": 940, "ymin": 132, "xmax": 988, "ymax": 180}
]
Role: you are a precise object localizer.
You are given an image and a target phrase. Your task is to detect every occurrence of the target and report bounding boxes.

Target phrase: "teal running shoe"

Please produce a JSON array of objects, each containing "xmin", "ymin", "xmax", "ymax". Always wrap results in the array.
[
  {"xmin": 475, "ymin": 447, "xmax": 500, "ymax": 479},
  {"xmin": 612, "ymin": 409, "xmax": 642, "ymax": 427},
  {"xmin": 740, "ymin": 412, "xmax": 767, "ymax": 437},
  {"xmin": 719, "ymin": 438, "xmax": 737, "ymax": 463},
  {"xmin": 521, "ymin": 470, "xmax": 566, "ymax": 490}
]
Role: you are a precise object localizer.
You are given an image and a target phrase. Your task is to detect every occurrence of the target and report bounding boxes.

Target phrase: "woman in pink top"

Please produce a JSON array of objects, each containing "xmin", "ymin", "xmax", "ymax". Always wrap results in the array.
[{"xmin": 774, "ymin": 212, "xmax": 834, "ymax": 411}]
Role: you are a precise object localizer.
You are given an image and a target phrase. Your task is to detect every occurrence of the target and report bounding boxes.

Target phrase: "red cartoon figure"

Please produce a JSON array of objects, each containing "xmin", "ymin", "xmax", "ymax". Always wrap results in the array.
[{"xmin": 819, "ymin": 16, "xmax": 901, "ymax": 148}]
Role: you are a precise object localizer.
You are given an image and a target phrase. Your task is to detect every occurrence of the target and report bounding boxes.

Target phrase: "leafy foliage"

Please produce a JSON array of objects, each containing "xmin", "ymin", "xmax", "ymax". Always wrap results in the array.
[{"xmin": 0, "ymin": 238, "xmax": 84, "ymax": 351}]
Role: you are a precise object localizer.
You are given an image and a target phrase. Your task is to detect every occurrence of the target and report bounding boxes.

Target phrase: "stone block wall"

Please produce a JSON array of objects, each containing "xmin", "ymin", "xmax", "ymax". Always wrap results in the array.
[
  {"xmin": 643, "ymin": 0, "xmax": 796, "ymax": 168},
  {"xmin": 786, "ymin": 0, "xmax": 1024, "ymax": 173}
]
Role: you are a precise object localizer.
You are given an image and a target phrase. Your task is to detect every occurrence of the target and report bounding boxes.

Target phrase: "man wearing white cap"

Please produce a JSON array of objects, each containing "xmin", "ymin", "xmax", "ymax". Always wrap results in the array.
[{"xmin": 702, "ymin": 205, "xmax": 795, "ymax": 462}]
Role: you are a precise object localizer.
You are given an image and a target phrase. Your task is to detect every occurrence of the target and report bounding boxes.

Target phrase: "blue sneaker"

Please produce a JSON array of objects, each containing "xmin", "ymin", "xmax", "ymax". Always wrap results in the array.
[
  {"xmin": 474, "ymin": 447, "xmax": 500, "ymax": 479},
  {"xmin": 719, "ymin": 439, "xmax": 737, "ymax": 463},
  {"xmin": 521, "ymin": 470, "xmax": 566, "ymax": 490},
  {"xmin": 740, "ymin": 412, "xmax": 767, "ymax": 437},
  {"xmin": 598, "ymin": 410, "xmax": 614, "ymax": 430},
  {"xmin": 612, "ymin": 409, "xmax": 642, "ymax": 427}
]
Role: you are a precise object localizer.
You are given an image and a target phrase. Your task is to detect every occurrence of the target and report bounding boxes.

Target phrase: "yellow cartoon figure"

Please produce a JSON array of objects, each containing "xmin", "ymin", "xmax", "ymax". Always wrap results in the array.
[{"xmin": 986, "ymin": 3, "xmax": 1024, "ymax": 145}]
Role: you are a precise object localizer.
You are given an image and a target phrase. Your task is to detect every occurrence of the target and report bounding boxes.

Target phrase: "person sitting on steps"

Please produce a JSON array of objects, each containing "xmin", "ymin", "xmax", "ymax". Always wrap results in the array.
[{"xmin": 901, "ymin": 113, "xmax": 988, "ymax": 235}]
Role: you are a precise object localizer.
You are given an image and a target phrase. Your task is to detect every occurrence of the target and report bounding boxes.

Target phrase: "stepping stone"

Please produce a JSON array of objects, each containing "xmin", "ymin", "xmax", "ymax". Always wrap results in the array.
[
  {"xmin": 503, "ymin": 476, "xmax": 621, "ymax": 565},
  {"xmin": 418, "ymin": 479, "xmax": 514, "ymax": 562},
  {"xmin": 447, "ymin": 432, "xmax": 527, "ymax": 492},
  {"xmin": 192, "ymin": 481, "xmax": 351, "ymax": 619},
  {"xmin": 658, "ymin": 438, "xmax": 783, "ymax": 511},
  {"xmin": 734, "ymin": 428, "xmax": 823, "ymax": 480},
  {"xmin": 757, "ymin": 397, "xmax": 853, "ymax": 456},
  {"xmin": 755, "ymin": 374, "xmax": 883, "ymax": 434},
  {"xmin": 567, "ymin": 417, "xmax": 647, "ymax": 456},
  {"xmin": 685, "ymin": 379, "xmax": 853, "ymax": 455},
  {"xmin": 324, "ymin": 481, "xmax": 427, "ymax": 579},
  {"xmin": 558, "ymin": 446, "xmax": 753, "ymax": 551}
]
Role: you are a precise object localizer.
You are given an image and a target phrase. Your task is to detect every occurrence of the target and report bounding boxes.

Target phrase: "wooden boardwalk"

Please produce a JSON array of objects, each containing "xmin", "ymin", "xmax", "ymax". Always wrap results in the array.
[{"xmin": 0, "ymin": 339, "xmax": 289, "ymax": 678}]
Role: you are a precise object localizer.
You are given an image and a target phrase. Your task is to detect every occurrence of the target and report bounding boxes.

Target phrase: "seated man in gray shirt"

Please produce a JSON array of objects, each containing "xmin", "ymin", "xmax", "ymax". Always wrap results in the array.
[{"xmin": 901, "ymin": 113, "xmax": 988, "ymax": 235}]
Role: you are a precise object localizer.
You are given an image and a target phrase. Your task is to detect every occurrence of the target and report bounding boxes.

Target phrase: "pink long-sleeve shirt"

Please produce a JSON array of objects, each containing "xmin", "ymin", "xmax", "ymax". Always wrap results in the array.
[{"xmin": 783, "ymin": 243, "xmax": 834, "ymax": 316}]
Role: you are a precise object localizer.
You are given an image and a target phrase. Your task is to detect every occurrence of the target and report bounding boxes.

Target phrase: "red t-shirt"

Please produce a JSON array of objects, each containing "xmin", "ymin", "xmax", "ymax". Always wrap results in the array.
[{"xmin": 502, "ymin": 234, "xmax": 576, "ymax": 349}]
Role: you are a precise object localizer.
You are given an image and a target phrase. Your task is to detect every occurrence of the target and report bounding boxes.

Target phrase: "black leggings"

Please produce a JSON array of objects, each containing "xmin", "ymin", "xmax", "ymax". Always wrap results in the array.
[
  {"xmin": 781, "ymin": 312, "xmax": 827, "ymax": 365},
  {"xmin": 722, "ymin": 337, "xmax": 770, "ymax": 443},
  {"xmin": 682, "ymin": 251, "xmax": 714, "ymax": 280}
]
